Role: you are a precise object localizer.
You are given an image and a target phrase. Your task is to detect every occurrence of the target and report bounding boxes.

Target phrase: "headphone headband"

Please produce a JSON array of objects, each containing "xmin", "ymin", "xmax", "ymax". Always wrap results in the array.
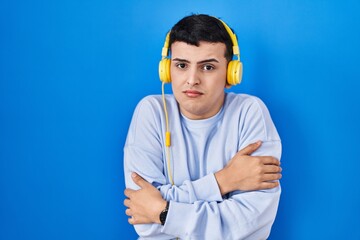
[
  {"xmin": 161, "ymin": 32, "xmax": 170, "ymax": 58},
  {"xmin": 218, "ymin": 19, "xmax": 240, "ymax": 60},
  {"xmin": 159, "ymin": 16, "xmax": 243, "ymax": 86}
]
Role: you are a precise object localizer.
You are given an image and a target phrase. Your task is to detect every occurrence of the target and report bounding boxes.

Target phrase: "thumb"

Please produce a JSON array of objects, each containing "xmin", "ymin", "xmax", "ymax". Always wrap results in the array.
[
  {"xmin": 237, "ymin": 141, "xmax": 262, "ymax": 156},
  {"xmin": 131, "ymin": 172, "xmax": 151, "ymax": 189}
]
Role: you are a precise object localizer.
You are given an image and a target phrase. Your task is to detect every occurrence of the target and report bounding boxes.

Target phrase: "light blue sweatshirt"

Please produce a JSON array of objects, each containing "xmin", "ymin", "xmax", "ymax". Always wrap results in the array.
[{"xmin": 124, "ymin": 93, "xmax": 281, "ymax": 240}]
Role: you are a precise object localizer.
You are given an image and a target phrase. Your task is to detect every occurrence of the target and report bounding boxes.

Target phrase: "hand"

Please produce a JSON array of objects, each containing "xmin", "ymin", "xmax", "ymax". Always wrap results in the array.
[
  {"xmin": 215, "ymin": 141, "xmax": 282, "ymax": 195},
  {"xmin": 124, "ymin": 173, "xmax": 167, "ymax": 225}
]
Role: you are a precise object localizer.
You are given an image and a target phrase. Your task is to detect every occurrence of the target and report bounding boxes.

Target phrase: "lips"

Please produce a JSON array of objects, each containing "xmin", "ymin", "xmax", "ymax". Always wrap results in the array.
[{"xmin": 183, "ymin": 90, "xmax": 204, "ymax": 98}]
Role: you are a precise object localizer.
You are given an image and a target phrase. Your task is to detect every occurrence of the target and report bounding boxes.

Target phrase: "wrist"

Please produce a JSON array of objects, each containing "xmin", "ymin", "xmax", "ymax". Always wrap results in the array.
[
  {"xmin": 159, "ymin": 201, "xmax": 170, "ymax": 225},
  {"xmin": 214, "ymin": 169, "xmax": 230, "ymax": 196}
]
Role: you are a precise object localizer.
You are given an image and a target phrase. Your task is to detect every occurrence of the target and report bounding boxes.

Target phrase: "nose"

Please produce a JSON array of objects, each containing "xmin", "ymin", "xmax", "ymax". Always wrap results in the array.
[{"xmin": 186, "ymin": 68, "xmax": 200, "ymax": 86}]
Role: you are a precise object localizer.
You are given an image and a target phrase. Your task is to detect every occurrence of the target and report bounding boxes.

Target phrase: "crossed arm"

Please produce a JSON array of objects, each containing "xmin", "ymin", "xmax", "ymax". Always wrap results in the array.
[{"xmin": 124, "ymin": 141, "xmax": 282, "ymax": 231}]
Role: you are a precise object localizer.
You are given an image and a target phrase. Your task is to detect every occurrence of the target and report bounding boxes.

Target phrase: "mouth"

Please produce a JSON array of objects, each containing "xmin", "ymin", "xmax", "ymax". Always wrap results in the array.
[{"xmin": 183, "ymin": 90, "xmax": 204, "ymax": 98}]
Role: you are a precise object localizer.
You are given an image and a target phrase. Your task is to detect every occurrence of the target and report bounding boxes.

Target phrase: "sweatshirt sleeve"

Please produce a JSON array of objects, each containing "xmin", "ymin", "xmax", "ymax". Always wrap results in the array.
[
  {"xmin": 162, "ymin": 141, "xmax": 281, "ymax": 240},
  {"xmin": 124, "ymin": 96, "xmax": 222, "ymax": 202},
  {"xmin": 123, "ymin": 97, "xmax": 223, "ymax": 238},
  {"xmin": 161, "ymin": 97, "xmax": 282, "ymax": 239}
]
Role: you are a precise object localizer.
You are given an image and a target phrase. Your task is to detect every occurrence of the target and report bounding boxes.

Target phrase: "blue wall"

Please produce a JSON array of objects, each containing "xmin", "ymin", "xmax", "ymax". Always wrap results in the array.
[{"xmin": 1, "ymin": 1, "xmax": 359, "ymax": 239}]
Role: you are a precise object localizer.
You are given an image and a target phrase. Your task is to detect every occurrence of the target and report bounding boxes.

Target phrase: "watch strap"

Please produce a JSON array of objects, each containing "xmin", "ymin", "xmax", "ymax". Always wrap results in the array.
[{"xmin": 159, "ymin": 201, "xmax": 170, "ymax": 225}]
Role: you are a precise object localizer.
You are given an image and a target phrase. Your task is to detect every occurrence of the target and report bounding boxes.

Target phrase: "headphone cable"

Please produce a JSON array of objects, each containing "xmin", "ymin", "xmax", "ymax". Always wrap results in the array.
[{"xmin": 161, "ymin": 82, "xmax": 174, "ymax": 185}]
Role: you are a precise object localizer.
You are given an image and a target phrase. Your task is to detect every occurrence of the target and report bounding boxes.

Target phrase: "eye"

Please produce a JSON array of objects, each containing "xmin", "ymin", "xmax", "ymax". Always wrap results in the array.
[
  {"xmin": 202, "ymin": 64, "xmax": 215, "ymax": 71},
  {"xmin": 175, "ymin": 63, "xmax": 187, "ymax": 69}
]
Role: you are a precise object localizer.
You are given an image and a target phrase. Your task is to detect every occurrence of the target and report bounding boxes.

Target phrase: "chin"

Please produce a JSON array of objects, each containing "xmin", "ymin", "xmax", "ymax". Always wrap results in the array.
[{"xmin": 181, "ymin": 105, "xmax": 209, "ymax": 119}]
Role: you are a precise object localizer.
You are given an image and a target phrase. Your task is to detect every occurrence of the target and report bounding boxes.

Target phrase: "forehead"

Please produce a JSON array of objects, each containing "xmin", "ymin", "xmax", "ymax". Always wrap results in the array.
[{"xmin": 170, "ymin": 41, "xmax": 227, "ymax": 61}]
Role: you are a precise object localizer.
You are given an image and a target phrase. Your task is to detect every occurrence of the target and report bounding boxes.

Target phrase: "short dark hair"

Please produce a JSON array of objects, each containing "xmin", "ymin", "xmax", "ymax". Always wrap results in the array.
[{"xmin": 169, "ymin": 14, "xmax": 234, "ymax": 62}]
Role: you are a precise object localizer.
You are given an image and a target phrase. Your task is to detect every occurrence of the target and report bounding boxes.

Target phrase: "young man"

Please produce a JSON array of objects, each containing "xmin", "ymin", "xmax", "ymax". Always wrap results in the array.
[{"xmin": 124, "ymin": 14, "xmax": 282, "ymax": 239}]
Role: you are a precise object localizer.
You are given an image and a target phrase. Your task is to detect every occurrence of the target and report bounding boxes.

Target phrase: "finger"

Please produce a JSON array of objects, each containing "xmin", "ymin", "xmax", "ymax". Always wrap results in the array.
[
  {"xmin": 263, "ymin": 165, "xmax": 282, "ymax": 174},
  {"xmin": 128, "ymin": 215, "xmax": 144, "ymax": 225},
  {"xmin": 261, "ymin": 156, "xmax": 280, "ymax": 166},
  {"xmin": 124, "ymin": 188, "xmax": 134, "ymax": 198},
  {"xmin": 131, "ymin": 172, "xmax": 151, "ymax": 188},
  {"xmin": 262, "ymin": 173, "xmax": 282, "ymax": 182},
  {"xmin": 237, "ymin": 141, "xmax": 262, "ymax": 156},
  {"xmin": 124, "ymin": 198, "xmax": 131, "ymax": 207},
  {"xmin": 129, "ymin": 215, "xmax": 150, "ymax": 225},
  {"xmin": 128, "ymin": 216, "xmax": 135, "ymax": 225},
  {"xmin": 125, "ymin": 208, "xmax": 132, "ymax": 216}
]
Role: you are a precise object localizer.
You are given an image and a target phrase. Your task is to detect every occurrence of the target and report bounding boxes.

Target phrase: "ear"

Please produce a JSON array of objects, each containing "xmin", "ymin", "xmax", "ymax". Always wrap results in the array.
[{"xmin": 225, "ymin": 83, "xmax": 232, "ymax": 89}]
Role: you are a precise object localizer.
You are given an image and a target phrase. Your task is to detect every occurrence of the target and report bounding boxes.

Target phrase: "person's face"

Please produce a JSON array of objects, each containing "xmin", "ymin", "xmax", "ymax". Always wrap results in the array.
[{"xmin": 170, "ymin": 41, "xmax": 229, "ymax": 120}]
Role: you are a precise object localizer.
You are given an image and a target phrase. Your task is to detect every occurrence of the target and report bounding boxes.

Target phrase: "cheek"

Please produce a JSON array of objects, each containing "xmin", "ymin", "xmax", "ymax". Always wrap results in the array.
[
  {"xmin": 170, "ymin": 74, "xmax": 184, "ymax": 90},
  {"xmin": 171, "ymin": 81, "xmax": 182, "ymax": 96},
  {"xmin": 170, "ymin": 66, "xmax": 180, "ymax": 82},
  {"xmin": 206, "ymin": 75, "xmax": 227, "ymax": 90},
  {"xmin": 217, "ymin": 71, "xmax": 228, "ymax": 87},
  {"xmin": 170, "ymin": 79, "xmax": 180, "ymax": 90}
]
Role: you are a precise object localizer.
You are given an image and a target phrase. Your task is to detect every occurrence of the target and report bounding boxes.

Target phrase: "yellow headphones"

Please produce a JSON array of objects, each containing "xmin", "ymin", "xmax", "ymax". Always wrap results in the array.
[{"xmin": 158, "ymin": 18, "xmax": 243, "ymax": 86}]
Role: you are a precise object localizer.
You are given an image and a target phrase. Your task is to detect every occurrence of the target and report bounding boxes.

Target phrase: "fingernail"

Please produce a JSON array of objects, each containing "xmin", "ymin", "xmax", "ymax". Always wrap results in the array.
[{"xmin": 131, "ymin": 172, "xmax": 137, "ymax": 178}]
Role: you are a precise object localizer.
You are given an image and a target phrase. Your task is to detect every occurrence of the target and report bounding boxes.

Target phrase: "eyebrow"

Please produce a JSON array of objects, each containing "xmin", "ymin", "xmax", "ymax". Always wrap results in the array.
[{"xmin": 172, "ymin": 58, "xmax": 219, "ymax": 64}]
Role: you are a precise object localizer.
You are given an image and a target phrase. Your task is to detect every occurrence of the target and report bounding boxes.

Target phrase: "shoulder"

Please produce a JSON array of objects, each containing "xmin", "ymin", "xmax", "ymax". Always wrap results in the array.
[
  {"xmin": 133, "ymin": 95, "xmax": 163, "ymax": 116},
  {"xmin": 225, "ymin": 92, "xmax": 280, "ymax": 141},
  {"xmin": 132, "ymin": 94, "xmax": 177, "ymax": 122},
  {"xmin": 136, "ymin": 95, "xmax": 176, "ymax": 109},
  {"xmin": 225, "ymin": 92, "xmax": 268, "ymax": 112},
  {"xmin": 137, "ymin": 95, "xmax": 162, "ymax": 107}
]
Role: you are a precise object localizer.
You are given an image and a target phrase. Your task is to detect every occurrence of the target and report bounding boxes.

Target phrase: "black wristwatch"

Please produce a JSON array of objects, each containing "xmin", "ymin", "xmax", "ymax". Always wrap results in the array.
[{"xmin": 159, "ymin": 201, "xmax": 170, "ymax": 225}]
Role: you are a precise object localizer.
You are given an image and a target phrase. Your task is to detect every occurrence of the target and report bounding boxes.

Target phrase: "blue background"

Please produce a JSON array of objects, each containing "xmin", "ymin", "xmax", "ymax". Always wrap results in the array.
[{"xmin": 1, "ymin": 0, "xmax": 359, "ymax": 239}]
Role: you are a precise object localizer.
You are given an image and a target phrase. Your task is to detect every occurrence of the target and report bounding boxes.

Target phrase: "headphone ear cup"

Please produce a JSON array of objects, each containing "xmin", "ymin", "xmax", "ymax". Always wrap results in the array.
[
  {"xmin": 227, "ymin": 60, "xmax": 243, "ymax": 86},
  {"xmin": 159, "ymin": 58, "xmax": 171, "ymax": 83}
]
